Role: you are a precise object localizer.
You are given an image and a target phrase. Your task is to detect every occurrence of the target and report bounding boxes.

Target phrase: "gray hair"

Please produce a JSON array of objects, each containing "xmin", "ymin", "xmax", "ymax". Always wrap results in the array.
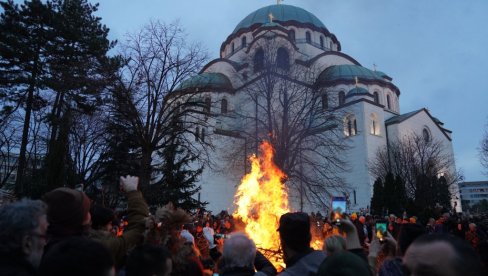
[
  {"xmin": 223, "ymin": 232, "xmax": 256, "ymax": 269},
  {"xmin": 324, "ymin": 235, "xmax": 346, "ymax": 256},
  {"xmin": 0, "ymin": 199, "xmax": 47, "ymax": 256}
]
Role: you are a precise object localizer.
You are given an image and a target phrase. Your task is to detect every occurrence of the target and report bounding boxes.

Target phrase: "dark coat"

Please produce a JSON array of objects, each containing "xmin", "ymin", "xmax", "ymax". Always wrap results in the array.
[{"xmin": 0, "ymin": 255, "xmax": 36, "ymax": 276}]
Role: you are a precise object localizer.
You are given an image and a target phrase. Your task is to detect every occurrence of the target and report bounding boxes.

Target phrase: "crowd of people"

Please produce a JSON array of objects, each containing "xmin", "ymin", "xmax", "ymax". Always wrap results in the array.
[{"xmin": 0, "ymin": 175, "xmax": 487, "ymax": 276}]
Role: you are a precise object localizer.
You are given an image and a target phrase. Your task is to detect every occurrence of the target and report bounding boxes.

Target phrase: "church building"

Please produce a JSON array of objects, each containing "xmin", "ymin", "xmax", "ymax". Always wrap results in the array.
[{"xmin": 174, "ymin": 4, "xmax": 457, "ymax": 213}]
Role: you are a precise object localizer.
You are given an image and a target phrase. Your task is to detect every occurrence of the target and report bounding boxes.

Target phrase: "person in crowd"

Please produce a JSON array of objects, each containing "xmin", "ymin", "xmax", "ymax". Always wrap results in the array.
[
  {"xmin": 90, "ymin": 205, "xmax": 115, "ymax": 233},
  {"xmin": 466, "ymin": 222, "xmax": 481, "ymax": 249},
  {"xmin": 356, "ymin": 216, "xmax": 368, "ymax": 247},
  {"xmin": 425, "ymin": 217, "xmax": 435, "ymax": 234},
  {"xmin": 0, "ymin": 199, "xmax": 48, "ymax": 276},
  {"xmin": 38, "ymin": 237, "xmax": 115, "ymax": 276},
  {"xmin": 402, "ymin": 234, "xmax": 483, "ymax": 276},
  {"xmin": 277, "ymin": 212, "xmax": 326, "ymax": 276},
  {"xmin": 317, "ymin": 251, "xmax": 371, "ymax": 276},
  {"xmin": 203, "ymin": 221, "xmax": 215, "ymax": 248},
  {"xmin": 373, "ymin": 223, "xmax": 426, "ymax": 276},
  {"xmin": 194, "ymin": 223, "xmax": 211, "ymax": 259},
  {"xmin": 323, "ymin": 235, "xmax": 346, "ymax": 256},
  {"xmin": 125, "ymin": 244, "xmax": 172, "ymax": 276},
  {"xmin": 43, "ymin": 175, "xmax": 149, "ymax": 269},
  {"xmin": 220, "ymin": 232, "xmax": 257, "ymax": 276}
]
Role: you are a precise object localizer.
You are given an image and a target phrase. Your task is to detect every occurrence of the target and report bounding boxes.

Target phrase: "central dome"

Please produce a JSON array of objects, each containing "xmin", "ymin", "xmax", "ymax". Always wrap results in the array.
[{"xmin": 232, "ymin": 4, "xmax": 329, "ymax": 35}]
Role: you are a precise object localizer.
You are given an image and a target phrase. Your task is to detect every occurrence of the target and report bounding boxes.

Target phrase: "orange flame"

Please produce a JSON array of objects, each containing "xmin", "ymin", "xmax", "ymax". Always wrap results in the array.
[
  {"xmin": 233, "ymin": 141, "xmax": 289, "ymax": 261},
  {"xmin": 233, "ymin": 141, "xmax": 324, "ymax": 269}
]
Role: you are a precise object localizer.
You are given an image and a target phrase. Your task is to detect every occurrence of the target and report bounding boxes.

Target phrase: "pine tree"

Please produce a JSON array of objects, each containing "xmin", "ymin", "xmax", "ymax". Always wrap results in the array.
[
  {"xmin": 370, "ymin": 177, "xmax": 384, "ymax": 215},
  {"xmin": 43, "ymin": 0, "xmax": 120, "ymax": 191},
  {"xmin": 146, "ymin": 135, "xmax": 206, "ymax": 212},
  {"xmin": 0, "ymin": 0, "xmax": 53, "ymax": 195}
]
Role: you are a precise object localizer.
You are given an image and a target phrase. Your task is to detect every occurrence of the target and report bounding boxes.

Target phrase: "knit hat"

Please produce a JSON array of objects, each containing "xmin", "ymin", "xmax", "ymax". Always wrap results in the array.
[
  {"xmin": 43, "ymin": 187, "xmax": 91, "ymax": 229},
  {"xmin": 277, "ymin": 212, "xmax": 311, "ymax": 252},
  {"xmin": 90, "ymin": 205, "xmax": 115, "ymax": 230},
  {"xmin": 317, "ymin": 251, "xmax": 371, "ymax": 276}
]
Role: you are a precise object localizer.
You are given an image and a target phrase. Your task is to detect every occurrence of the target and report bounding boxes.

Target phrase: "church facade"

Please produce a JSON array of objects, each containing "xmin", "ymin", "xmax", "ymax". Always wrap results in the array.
[{"xmin": 174, "ymin": 4, "xmax": 457, "ymax": 213}]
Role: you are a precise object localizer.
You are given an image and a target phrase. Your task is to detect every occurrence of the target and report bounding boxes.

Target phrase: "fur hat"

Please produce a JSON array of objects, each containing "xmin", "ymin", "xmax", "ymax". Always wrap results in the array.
[
  {"xmin": 43, "ymin": 187, "xmax": 91, "ymax": 229},
  {"xmin": 90, "ymin": 205, "xmax": 115, "ymax": 230}
]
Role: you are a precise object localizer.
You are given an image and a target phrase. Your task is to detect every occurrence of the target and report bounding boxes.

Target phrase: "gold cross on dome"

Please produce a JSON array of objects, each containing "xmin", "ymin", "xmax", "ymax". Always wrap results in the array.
[
  {"xmin": 268, "ymin": 12, "xmax": 275, "ymax": 23},
  {"xmin": 373, "ymin": 63, "xmax": 377, "ymax": 71},
  {"xmin": 277, "ymin": 0, "xmax": 283, "ymax": 4}
]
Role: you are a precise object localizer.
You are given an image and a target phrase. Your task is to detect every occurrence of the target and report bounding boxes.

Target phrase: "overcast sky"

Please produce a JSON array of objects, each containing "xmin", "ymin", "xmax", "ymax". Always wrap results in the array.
[{"xmin": 89, "ymin": 0, "xmax": 488, "ymax": 181}]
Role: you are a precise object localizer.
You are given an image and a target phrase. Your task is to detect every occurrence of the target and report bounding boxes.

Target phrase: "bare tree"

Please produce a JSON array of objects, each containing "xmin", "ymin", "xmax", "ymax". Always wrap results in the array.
[
  {"xmin": 0, "ymin": 115, "xmax": 21, "ymax": 188},
  {"xmin": 228, "ymin": 38, "xmax": 348, "ymax": 209},
  {"xmin": 370, "ymin": 133, "xmax": 461, "ymax": 198},
  {"xmin": 113, "ymin": 20, "xmax": 209, "ymax": 188},
  {"xmin": 480, "ymin": 123, "xmax": 488, "ymax": 175},
  {"xmin": 68, "ymin": 111, "xmax": 108, "ymax": 189}
]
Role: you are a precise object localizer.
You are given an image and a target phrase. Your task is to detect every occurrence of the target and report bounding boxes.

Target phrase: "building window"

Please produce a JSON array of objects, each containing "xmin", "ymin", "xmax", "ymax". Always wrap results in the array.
[
  {"xmin": 422, "ymin": 128, "xmax": 431, "ymax": 143},
  {"xmin": 231, "ymin": 42, "xmax": 235, "ymax": 53},
  {"xmin": 195, "ymin": 127, "xmax": 200, "ymax": 141},
  {"xmin": 387, "ymin": 94, "xmax": 391, "ymax": 109},
  {"xmin": 201, "ymin": 128, "xmax": 206, "ymax": 142},
  {"xmin": 241, "ymin": 36, "xmax": 247, "ymax": 48},
  {"xmin": 338, "ymin": 91, "xmax": 345, "ymax": 106},
  {"xmin": 306, "ymin": 31, "xmax": 311, "ymax": 43},
  {"xmin": 320, "ymin": 36, "xmax": 324, "ymax": 48},
  {"xmin": 289, "ymin": 30, "xmax": 295, "ymax": 42},
  {"xmin": 254, "ymin": 48, "xmax": 264, "ymax": 72},
  {"xmin": 204, "ymin": 97, "xmax": 211, "ymax": 114},
  {"xmin": 322, "ymin": 94, "xmax": 328, "ymax": 110},
  {"xmin": 344, "ymin": 114, "xmax": 357, "ymax": 137},
  {"xmin": 330, "ymin": 41, "xmax": 334, "ymax": 50},
  {"xmin": 221, "ymin": 98, "xmax": 228, "ymax": 114},
  {"xmin": 276, "ymin": 47, "xmax": 289, "ymax": 70},
  {"xmin": 370, "ymin": 113, "xmax": 380, "ymax": 135},
  {"xmin": 373, "ymin": 91, "xmax": 379, "ymax": 104}
]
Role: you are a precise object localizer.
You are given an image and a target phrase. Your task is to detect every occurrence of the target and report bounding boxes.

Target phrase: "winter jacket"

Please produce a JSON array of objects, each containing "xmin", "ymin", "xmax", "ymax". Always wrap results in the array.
[
  {"xmin": 0, "ymin": 255, "xmax": 36, "ymax": 276},
  {"xmin": 278, "ymin": 250, "xmax": 326, "ymax": 276},
  {"xmin": 89, "ymin": 190, "xmax": 148, "ymax": 268}
]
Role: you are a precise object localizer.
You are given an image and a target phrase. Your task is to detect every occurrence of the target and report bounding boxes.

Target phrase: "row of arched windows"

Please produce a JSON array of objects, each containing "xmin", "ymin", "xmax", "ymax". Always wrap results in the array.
[
  {"xmin": 253, "ymin": 47, "xmax": 290, "ymax": 72},
  {"xmin": 203, "ymin": 97, "xmax": 228, "ymax": 115},
  {"xmin": 320, "ymin": 90, "xmax": 396, "ymax": 111},
  {"xmin": 288, "ymin": 30, "xmax": 333, "ymax": 50},
  {"xmin": 195, "ymin": 127, "xmax": 206, "ymax": 142},
  {"xmin": 343, "ymin": 113, "xmax": 381, "ymax": 137}
]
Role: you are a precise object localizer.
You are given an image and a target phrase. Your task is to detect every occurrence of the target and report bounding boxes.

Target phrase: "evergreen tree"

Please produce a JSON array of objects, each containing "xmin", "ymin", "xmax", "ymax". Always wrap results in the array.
[
  {"xmin": 145, "ymin": 135, "xmax": 206, "ymax": 212},
  {"xmin": 43, "ymin": 0, "xmax": 120, "ymax": 191},
  {"xmin": 370, "ymin": 177, "xmax": 384, "ymax": 215},
  {"xmin": 0, "ymin": 0, "xmax": 53, "ymax": 195}
]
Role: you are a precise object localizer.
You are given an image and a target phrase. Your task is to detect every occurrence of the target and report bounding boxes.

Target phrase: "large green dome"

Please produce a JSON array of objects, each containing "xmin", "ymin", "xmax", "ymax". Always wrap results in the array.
[
  {"xmin": 232, "ymin": 4, "xmax": 329, "ymax": 35},
  {"xmin": 318, "ymin": 65, "xmax": 385, "ymax": 83},
  {"xmin": 176, "ymin": 73, "xmax": 233, "ymax": 91}
]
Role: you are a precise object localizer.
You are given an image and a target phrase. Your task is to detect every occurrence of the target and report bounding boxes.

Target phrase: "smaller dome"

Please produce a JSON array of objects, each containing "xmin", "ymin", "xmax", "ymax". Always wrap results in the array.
[
  {"xmin": 176, "ymin": 73, "xmax": 233, "ymax": 91},
  {"xmin": 347, "ymin": 87, "xmax": 369, "ymax": 97},
  {"xmin": 318, "ymin": 64, "xmax": 385, "ymax": 84}
]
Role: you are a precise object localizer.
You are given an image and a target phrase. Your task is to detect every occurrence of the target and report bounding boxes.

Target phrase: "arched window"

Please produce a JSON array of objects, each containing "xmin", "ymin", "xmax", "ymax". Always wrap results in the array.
[
  {"xmin": 373, "ymin": 91, "xmax": 379, "ymax": 104},
  {"xmin": 320, "ymin": 36, "xmax": 324, "ymax": 48},
  {"xmin": 422, "ymin": 128, "xmax": 431, "ymax": 143},
  {"xmin": 289, "ymin": 30, "xmax": 295, "ymax": 42},
  {"xmin": 204, "ymin": 97, "xmax": 211, "ymax": 114},
  {"xmin": 276, "ymin": 47, "xmax": 289, "ymax": 70},
  {"xmin": 221, "ymin": 98, "xmax": 228, "ymax": 114},
  {"xmin": 241, "ymin": 36, "xmax": 247, "ymax": 48},
  {"xmin": 254, "ymin": 48, "xmax": 264, "ymax": 72},
  {"xmin": 231, "ymin": 42, "xmax": 235, "ymax": 53},
  {"xmin": 344, "ymin": 114, "xmax": 357, "ymax": 137},
  {"xmin": 338, "ymin": 91, "xmax": 345, "ymax": 106},
  {"xmin": 201, "ymin": 128, "xmax": 206, "ymax": 142},
  {"xmin": 322, "ymin": 94, "xmax": 328, "ymax": 110},
  {"xmin": 370, "ymin": 113, "xmax": 380, "ymax": 135},
  {"xmin": 195, "ymin": 127, "xmax": 200, "ymax": 141},
  {"xmin": 330, "ymin": 41, "xmax": 334, "ymax": 50},
  {"xmin": 306, "ymin": 31, "xmax": 311, "ymax": 43},
  {"xmin": 387, "ymin": 94, "xmax": 391, "ymax": 109}
]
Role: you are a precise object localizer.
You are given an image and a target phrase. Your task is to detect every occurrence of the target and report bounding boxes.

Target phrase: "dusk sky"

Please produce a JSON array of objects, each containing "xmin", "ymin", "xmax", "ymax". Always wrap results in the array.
[{"xmin": 90, "ymin": 0, "xmax": 487, "ymax": 181}]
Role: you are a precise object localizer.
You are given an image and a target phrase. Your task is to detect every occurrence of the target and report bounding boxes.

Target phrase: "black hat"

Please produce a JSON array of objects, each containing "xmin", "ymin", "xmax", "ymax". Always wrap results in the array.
[
  {"xmin": 277, "ymin": 212, "xmax": 311, "ymax": 251},
  {"xmin": 90, "ymin": 205, "xmax": 115, "ymax": 230}
]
